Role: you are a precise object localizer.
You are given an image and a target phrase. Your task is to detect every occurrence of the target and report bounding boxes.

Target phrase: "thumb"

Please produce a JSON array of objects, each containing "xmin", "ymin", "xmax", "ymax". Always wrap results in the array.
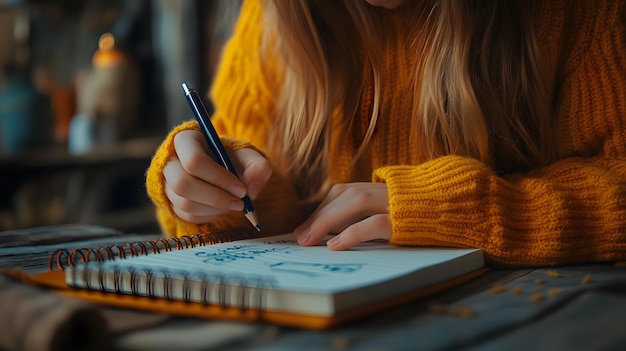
[{"xmin": 232, "ymin": 148, "xmax": 272, "ymax": 199}]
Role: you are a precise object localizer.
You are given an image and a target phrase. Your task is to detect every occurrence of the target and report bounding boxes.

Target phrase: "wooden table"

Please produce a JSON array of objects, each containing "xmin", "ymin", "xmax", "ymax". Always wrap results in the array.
[{"xmin": 1, "ymin": 225, "xmax": 625, "ymax": 351}]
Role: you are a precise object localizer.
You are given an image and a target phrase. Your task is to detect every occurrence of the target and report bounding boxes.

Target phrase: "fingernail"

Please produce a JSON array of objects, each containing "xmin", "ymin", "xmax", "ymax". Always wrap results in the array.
[
  {"xmin": 230, "ymin": 198, "xmax": 244, "ymax": 211},
  {"xmin": 296, "ymin": 228, "xmax": 311, "ymax": 245},
  {"xmin": 327, "ymin": 235, "xmax": 340, "ymax": 249},
  {"xmin": 229, "ymin": 183, "xmax": 247, "ymax": 198}
]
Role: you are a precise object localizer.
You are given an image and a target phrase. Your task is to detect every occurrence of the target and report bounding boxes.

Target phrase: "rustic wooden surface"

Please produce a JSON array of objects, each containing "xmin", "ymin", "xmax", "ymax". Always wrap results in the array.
[{"xmin": 1, "ymin": 225, "xmax": 624, "ymax": 351}]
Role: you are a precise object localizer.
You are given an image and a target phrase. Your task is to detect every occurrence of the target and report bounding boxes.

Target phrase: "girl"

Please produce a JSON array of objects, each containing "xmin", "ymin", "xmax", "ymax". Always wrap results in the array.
[{"xmin": 146, "ymin": 0, "xmax": 626, "ymax": 266}]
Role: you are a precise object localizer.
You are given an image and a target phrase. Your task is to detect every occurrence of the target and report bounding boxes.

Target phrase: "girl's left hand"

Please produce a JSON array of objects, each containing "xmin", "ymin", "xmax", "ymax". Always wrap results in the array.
[{"xmin": 294, "ymin": 182, "xmax": 392, "ymax": 250}]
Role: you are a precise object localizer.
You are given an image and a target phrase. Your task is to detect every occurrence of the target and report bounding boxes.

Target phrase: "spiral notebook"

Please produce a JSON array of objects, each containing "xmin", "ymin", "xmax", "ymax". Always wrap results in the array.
[{"xmin": 26, "ymin": 232, "xmax": 486, "ymax": 329}]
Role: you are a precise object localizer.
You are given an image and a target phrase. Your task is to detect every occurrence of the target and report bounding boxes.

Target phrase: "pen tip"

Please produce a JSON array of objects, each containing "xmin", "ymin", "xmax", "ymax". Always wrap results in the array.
[
  {"xmin": 255, "ymin": 224, "xmax": 261, "ymax": 232},
  {"xmin": 181, "ymin": 82, "xmax": 189, "ymax": 93}
]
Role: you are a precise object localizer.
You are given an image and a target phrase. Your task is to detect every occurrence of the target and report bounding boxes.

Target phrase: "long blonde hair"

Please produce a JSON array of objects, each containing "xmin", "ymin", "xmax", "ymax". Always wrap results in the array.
[{"xmin": 261, "ymin": 0, "xmax": 555, "ymax": 199}]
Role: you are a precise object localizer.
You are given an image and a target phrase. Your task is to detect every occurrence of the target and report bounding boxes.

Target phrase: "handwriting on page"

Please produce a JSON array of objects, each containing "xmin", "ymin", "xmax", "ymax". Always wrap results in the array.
[
  {"xmin": 268, "ymin": 262, "xmax": 364, "ymax": 277},
  {"xmin": 194, "ymin": 244, "xmax": 293, "ymax": 264},
  {"xmin": 192, "ymin": 241, "xmax": 366, "ymax": 278}
]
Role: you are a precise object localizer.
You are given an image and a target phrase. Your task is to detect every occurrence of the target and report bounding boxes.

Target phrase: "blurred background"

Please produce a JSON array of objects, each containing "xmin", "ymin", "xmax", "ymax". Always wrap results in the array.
[{"xmin": 0, "ymin": 0, "xmax": 242, "ymax": 233}]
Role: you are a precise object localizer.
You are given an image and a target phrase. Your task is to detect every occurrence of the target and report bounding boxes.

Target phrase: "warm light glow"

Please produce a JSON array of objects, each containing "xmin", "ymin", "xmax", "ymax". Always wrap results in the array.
[
  {"xmin": 98, "ymin": 33, "xmax": 115, "ymax": 52},
  {"xmin": 93, "ymin": 32, "xmax": 124, "ymax": 68}
]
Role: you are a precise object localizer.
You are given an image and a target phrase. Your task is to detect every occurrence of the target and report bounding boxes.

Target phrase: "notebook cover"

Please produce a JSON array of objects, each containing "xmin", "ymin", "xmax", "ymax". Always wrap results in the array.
[{"xmin": 19, "ymin": 267, "xmax": 488, "ymax": 330}]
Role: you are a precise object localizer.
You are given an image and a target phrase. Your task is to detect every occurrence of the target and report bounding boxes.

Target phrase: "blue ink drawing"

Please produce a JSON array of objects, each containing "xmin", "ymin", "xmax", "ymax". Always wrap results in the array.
[
  {"xmin": 194, "ymin": 244, "xmax": 294, "ymax": 265},
  {"xmin": 263, "ymin": 240, "xmax": 297, "ymax": 245},
  {"xmin": 268, "ymin": 262, "xmax": 365, "ymax": 277}
]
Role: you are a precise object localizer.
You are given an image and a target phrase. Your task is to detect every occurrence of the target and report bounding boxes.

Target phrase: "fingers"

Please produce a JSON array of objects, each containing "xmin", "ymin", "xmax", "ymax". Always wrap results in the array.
[
  {"xmin": 174, "ymin": 131, "xmax": 247, "ymax": 198},
  {"xmin": 164, "ymin": 158, "xmax": 244, "ymax": 222},
  {"xmin": 294, "ymin": 182, "xmax": 391, "ymax": 249},
  {"xmin": 164, "ymin": 130, "xmax": 273, "ymax": 224},
  {"xmin": 173, "ymin": 131, "xmax": 272, "ymax": 198},
  {"xmin": 326, "ymin": 214, "xmax": 392, "ymax": 251},
  {"xmin": 165, "ymin": 186, "xmax": 223, "ymax": 224},
  {"xmin": 164, "ymin": 162, "xmax": 241, "ymax": 213},
  {"xmin": 234, "ymin": 148, "xmax": 272, "ymax": 199}
]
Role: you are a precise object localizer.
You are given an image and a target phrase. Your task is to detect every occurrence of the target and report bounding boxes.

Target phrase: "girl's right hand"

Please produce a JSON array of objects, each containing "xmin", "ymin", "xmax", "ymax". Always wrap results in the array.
[{"xmin": 162, "ymin": 130, "xmax": 272, "ymax": 224}]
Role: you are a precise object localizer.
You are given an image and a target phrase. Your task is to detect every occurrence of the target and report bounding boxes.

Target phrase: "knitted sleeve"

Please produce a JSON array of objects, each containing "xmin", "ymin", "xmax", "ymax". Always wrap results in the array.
[
  {"xmin": 374, "ymin": 1, "xmax": 626, "ymax": 267},
  {"xmin": 146, "ymin": 0, "xmax": 305, "ymax": 237}
]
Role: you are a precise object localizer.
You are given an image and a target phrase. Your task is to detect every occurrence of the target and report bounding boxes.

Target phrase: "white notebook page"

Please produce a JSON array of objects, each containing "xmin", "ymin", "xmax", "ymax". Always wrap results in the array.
[{"xmin": 68, "ymin": 233, "xmax": 483, "ymax": 294}]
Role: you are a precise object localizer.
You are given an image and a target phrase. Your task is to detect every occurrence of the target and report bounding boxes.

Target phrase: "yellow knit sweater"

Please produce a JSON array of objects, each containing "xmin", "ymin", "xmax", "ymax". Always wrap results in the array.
[{"xmin": 146, "ymin": 0, "xmax": 626, "ymax": 266}]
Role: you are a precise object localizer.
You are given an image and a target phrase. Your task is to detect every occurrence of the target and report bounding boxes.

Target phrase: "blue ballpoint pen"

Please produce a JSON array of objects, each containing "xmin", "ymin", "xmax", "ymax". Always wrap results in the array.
[{"xmin": 181, "ymin": 82, "xmax": 261, "ymax": 231}]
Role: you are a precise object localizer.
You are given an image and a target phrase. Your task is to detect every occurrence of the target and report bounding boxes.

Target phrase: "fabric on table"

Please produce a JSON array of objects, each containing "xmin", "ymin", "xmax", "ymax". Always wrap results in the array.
[{"xmin": 0, "ymin": 271, "xmax": 108, "ymax": 351}]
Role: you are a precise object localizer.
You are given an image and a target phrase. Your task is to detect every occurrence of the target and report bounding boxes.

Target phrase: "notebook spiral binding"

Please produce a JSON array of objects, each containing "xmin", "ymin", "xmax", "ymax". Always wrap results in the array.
[
  {"xmin": 66, "ymin": 263, "xmax": 274, "ymax": 309},
  {"xmin": 48, "ymin": 230, "xmax": 258, "ymax": 271},
  {"xmin": 54, "ymin": 230, "xmax": 274, "ymax": 309}
]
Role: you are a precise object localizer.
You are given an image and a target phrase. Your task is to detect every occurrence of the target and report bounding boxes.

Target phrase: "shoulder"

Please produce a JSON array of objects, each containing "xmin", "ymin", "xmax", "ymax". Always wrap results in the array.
[
  {"xmin": 537, "ymin": 0, "xmax": 625, "ymax": 75},
  {"xmin": 235, "ymin": 0, "xmax": 265, "ymax": 30}
]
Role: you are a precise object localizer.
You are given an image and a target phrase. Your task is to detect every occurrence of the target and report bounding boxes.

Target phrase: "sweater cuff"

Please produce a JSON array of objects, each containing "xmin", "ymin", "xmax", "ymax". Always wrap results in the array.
[
  {"xmin": 373, "ymin": 155, "xmax": 494, "ymax": 250},
  {"xmin": 146, "ymin": 120, "xmax": 198, "ymax": 229}
]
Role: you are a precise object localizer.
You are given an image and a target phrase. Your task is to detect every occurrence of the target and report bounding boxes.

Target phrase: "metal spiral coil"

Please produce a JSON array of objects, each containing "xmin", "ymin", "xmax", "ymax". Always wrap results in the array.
[{"xmin": 48, "ymin": 230, "xmax": 258, "ymax": 271}]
